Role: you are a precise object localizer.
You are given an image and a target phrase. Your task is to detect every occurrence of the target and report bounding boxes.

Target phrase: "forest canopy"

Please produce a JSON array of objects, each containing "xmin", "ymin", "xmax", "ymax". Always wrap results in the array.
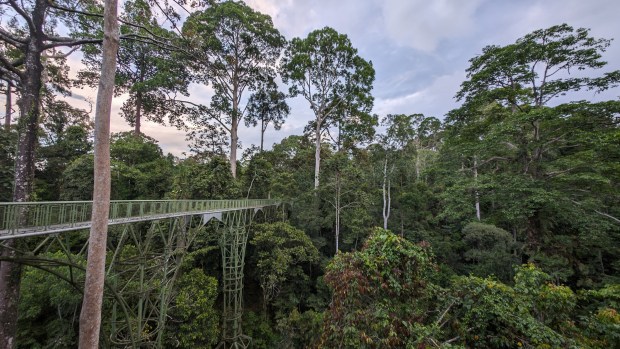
[{"xmin": 0, "ymin": 0, "xmax": 619, "ymax": 347}]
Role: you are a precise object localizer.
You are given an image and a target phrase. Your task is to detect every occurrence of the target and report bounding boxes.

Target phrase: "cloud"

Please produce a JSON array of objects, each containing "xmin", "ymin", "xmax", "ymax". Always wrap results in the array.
[
  {"xmin": 141, "ymin": 121, "xmax": 188, "ymax": 156},
  {"xmin": 380, "ymin": 0, "xmax": 485, "ymax": 52},
  {"xmin": 375, "ymin": 70, "xmax": 466, "ymax": 118},
  {"xmin": 242, "ymin": 0, "xmax": 283, "ymax": 20},
  {"xmin": 17, "ymin": 0, "xmax": 615, "ymax": 159}
]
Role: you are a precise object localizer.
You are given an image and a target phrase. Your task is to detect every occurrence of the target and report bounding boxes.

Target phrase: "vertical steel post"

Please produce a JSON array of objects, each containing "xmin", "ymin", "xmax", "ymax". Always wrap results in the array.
[{"xmin": 217, "ymin": 209, "xmax": 252, "ymax": 349}]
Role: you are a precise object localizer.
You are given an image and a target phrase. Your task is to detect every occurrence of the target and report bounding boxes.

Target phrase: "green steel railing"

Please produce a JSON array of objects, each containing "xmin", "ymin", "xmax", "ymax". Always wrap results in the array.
[{"xmin": 0, "ymin": 199, "xmax": 280, "ymax": 239}]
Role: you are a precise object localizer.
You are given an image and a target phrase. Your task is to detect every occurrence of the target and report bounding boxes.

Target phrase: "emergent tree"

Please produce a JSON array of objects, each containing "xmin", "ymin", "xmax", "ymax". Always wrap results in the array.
[
  {"xmin": 281, "ymin": 26, "xmax": 374, "ymax": 190},
  {"xmin": 183, "ymin": 0, "xmax": 285, "ymax": 177}
]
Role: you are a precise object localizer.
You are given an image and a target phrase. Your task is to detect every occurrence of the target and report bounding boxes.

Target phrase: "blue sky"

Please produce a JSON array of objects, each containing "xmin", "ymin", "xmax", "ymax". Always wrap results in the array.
[{"xmin": 64, "ymin": 0, "xmax": 620, "ymax": 156}]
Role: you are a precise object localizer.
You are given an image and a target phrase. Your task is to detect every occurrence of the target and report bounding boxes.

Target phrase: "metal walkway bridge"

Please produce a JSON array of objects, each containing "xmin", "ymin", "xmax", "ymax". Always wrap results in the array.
[
  {"xmin": 0, "ymin": 199, "xmax": 281, "ymax": 349},
  {"xmin": 0, "ymin": 199, "xmax": 279, "ymax": 240}
]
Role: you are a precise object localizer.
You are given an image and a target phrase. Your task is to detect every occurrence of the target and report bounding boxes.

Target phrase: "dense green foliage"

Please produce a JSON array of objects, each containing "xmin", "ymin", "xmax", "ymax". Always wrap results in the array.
[
  {"xmin": 1, "ymin": 1, "xmax": 618, "ymax": 346},
  {"xmin": 250, "ymin": 222, "xmax": 319, "ymax": 315},
  {"xmin": 168, "ymin": 269, "xmax": 219, "ymax": 348},
  {"xmin": 320, "ymin": 230, "xmax": 620, "ymax": 348}
]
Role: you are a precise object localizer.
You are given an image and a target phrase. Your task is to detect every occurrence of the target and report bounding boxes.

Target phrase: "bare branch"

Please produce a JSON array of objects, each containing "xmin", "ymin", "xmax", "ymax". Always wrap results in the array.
[
  {"xmin": 42, "ymin": 46, "xmax": 79, "ymax": 59},
  {"xmin": 151, "ymin": 0, "xmax": 183, "ymax": 36},
  {"xmin": 570, "ymin": 199, "xmax": 620, "ymax": 225},
  {"xmin": 443, "ymin": 336, "xmax": 461, "ymax": 345},
  {"xmin": 47, "ymin": 0, "xmax": 184, "ymax": 50},
  {"xmin": 435, "ymin": 301, "xmax": 454, "ymax": 327},
  {"xmin": 543, "ymin": 168, "xmax": 574, "ymax": 178},
  {"xmin": 8, "ymin": 0, "xmax": 35, "ymax": 32},
  {"xmin": 595, "ymin": 210, "xmax": 620, "ymax": 224},
  {"xmin": 503, "ymin": 141, "xmax": 518, "ymax": 150},
  {"xmin": 46, "ymin": 0, "xmax": 104, "ymax": 19},
  {"xmin": 0, "ymin": 27, "xmax": 27, "ymax": 47},
  {"xmin": 479, "ymin": 156, "xmax": 510, "ymax": 167},
  {"xmin": 43, "ymin": 37, "xmax": 103, "ymax": 49},
  {"xmin": 0, "ymin": 65, "xmax": 21, "ymax": 82},
  {"xmin": 0, "ymin": 54, "xmax": 23, "ymax": 78}
]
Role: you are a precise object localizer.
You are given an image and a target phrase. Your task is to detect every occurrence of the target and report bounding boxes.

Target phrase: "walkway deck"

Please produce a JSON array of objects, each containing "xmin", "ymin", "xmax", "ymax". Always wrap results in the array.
[{"xmin": 0, "ymin": 199, "xmax": 280, "ymax": 240}]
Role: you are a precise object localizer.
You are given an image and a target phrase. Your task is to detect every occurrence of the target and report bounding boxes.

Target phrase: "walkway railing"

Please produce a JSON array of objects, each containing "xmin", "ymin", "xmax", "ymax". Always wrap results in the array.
[{"xmin": 0, "ymin": 199, "xmax": 280, "ymax": 240}]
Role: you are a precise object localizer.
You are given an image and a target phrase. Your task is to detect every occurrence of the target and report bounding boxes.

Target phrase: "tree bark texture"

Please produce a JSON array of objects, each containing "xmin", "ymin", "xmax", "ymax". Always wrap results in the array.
[
  {"xmin": 4, "ymin": 85, "xmax": 11, "ymax": 130},
  {"xmin": 229, "ymin": 83, "xmax": 239, "ymax": 178},
  {"xmin": 314, "ymin": 121, "xmax": 321, "ymax": 190},
  {"xmin": 230, "ymin": 117, "xmax": 238, "ymax": 178},
  {"xmin": 335, "ymin": 170, "xmax": 341, "ymax": 253},
  {"xmin": 0, "ymin": 1, "xmax": 46, "ymax": 346},
  {"xmin": 260, "ymin": 117, "xmax": 265, "ymax": 152},
  {"xmin": 382, "ymin": 157, "xmax": 391, "ymax": 230},
  {"xmin": 78, "ymin": 0, "xmax": 119, "ymax": 346},
  {"xmin": 134, "ymin": 91, "xmax": 142, "ymax": 135},
  {"xmin": 474, "ymin": 156, "xmax": 481, "ymax": 221}
]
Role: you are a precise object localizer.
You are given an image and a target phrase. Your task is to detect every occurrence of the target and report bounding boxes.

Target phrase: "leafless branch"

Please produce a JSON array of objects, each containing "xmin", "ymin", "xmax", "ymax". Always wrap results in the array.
[
  {"xmin": 595, "ymin": 210, "xmax": 620, "ymax": 224},
  {"xmin": 43, "ymin": 37, "xmax": 103, "ymax": 49},
  {"xmin": 0, "ymin": 54, "xmax": 23, "ymax": 78},
  {"xmin": 503, "ymin": 141, "xmax": 518, "ymax": 150},
  {"xmin": 47, "ymin": 0, "xmax": 187, "ymax": 52},
  {"xmin": 443, "ymin": 336, "xmax": 461, "ymax": 345},
  {"xmin": 544, "ymin": 168, "xmax": 574, "ymax": 178},
  {"xmin": 0, "ymin": 67, "xmax": 20, "ymax": 84},
  {"xmin": 8, "ymin": 0, "xmax": 35, "ymax": 32},
  {"xmin": 570, "ymin": 199, "xmax": 620, "ymax": 225},
  {"xmin": 0, "ymin": 27, "xmax": 27, "ymax": 47},
  {"xmin": 42, "ymin": 46, "xmax": 79, "ymax": 59},
  {"xmin": 46, "ymin": 0, "xmax": 104, "ymax": 19},
  {"xmin": 479, "ymin": 156, "xmax": 510, "ymax": 167}
]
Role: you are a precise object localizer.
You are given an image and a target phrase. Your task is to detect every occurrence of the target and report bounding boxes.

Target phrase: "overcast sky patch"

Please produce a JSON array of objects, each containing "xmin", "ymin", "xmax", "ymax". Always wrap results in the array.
[{"xmin": 10, "ymin": 0, "xmax": 616, "ymax": 157}]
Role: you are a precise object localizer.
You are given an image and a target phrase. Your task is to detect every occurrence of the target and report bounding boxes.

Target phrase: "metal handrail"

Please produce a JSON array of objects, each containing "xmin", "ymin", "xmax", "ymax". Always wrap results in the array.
[{"xmin": 0, "ymin": 199, "xmax": 280, "ymax": 239}]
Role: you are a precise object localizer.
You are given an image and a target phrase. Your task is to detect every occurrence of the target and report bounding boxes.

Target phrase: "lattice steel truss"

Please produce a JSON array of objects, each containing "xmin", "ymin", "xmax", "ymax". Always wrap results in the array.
[
  {"xmin": 216, "ymin": 209, "xmax": 253, "ymax": 349},
  {"xmin": 0, "ymin": 200, "xmax": 281, "ymax": 348}
]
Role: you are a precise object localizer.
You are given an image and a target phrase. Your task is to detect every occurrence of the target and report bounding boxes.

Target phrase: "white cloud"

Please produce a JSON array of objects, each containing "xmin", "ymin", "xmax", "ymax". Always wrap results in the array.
[
  {"xmin": 381, "ymin": 0, "xmax": 485, "ymax": 52},
  {"xmin": 375, "ymin": 70, "xmax": 465, "ymax": 118},
  {"xmin": 242, "ymin": 0, "xmax": 283, "ymax": 20},
  {"xmin": 5, "ymin": 0, "xmax": 616, "ymax": 158}
]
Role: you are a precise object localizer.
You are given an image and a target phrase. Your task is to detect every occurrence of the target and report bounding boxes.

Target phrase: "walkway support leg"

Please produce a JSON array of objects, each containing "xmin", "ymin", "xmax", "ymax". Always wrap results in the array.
[{"xmin": 217, "ymin": 210, "xmax": 252, "ymax": 349}]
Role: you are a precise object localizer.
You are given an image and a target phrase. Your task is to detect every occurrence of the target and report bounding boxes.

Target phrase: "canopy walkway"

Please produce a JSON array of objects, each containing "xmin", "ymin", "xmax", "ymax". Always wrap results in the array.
[
  {"xmin": 0, "ymin": 199, "xmax": 279, "ymax": 240},
  {"xmin": 0, "ymin": 199, "xmax": 282, "ymax": 349}
]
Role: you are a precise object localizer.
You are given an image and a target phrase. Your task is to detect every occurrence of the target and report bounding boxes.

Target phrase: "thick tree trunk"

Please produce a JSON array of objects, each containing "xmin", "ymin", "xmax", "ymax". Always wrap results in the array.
[
  {"xmin": 314, "ymin": 121, "xmax": 321, "ymax": 190},
  {"xmin": 335, "ymin": 170, "xmax": 340, "ymax": 253},
  {"xmin": 0, "ymin": 2, "xmax": 46, "ymax": 346},
  {"xmin": 415, "ymin": 141, "xmax": 421, "ymax": 182},
  {"xmin": 78, "ymin": 0, "xmax": 119, "ymax": 347},
  {"xmin": 0, "ymin": 237, "xmax": 20, "ymax": 349},
  {"xmin": 474, "ymin": 156, "xmax": 481, "ymax": 221},
  {"xmin": 4, "ymin": 85, "xmax": 11, "ymax": 130},
  {"xmin": 230, "ymin": 117, "xmax": 238, "ymax": 178},
  {"xmin": 229, "ymin": 83, "xmax": 239, "ymax": 177},
  {"xmin": 134, "ymin": 91, "xmax": 142, "ymax": 135},
  {"xmin": 382, "ymin": 157, "xmax": 391, "ymax": 230},
  {"xmin": 260, "ymin": 117, "xmax": 265, "ymax": 152}
]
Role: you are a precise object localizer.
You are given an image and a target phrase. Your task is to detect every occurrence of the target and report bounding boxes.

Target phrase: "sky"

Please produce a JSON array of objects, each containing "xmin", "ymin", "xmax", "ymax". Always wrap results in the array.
[{"xmin": 29, "ymin": 0, "xmax": 620, "ymax": 156}]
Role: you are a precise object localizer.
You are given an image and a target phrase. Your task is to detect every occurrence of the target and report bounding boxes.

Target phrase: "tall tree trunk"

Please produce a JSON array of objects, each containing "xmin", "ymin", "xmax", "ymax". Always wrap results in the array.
[
  {"xmin": 230, "ymin": 117, "xmax": 238, "ymax": 178},
  {"xmin": 314, "ymin": 120, "xmax": 321, "ymax": 190},
  {"xmin": 78, "ymin": 0, "xmax": 119, "ymax": 346},
  {"xmin": 4, "ymin": 84, "xmax": 11, "ymax": 130},
  {"xmin": 474, "ymin": 156, "xmax": 481, "ymax": 221},
  {"xmin": 260, "ymin": 117, "xmax": 265, "ymax": 152},
  {"xmin": 415, "ymin": 141, "xmax": 421, "ymax": 182},
  {"xmin": 134, "ymin": 91, "xmax": 142, "ymax": 135},
  {"xmin": 0, "ymin": 1, "xmax": 46, "ymax": 346},
  {"xmin": 335, "ymin": 170, "xmax": 341, "ymax": 253},
  {"xmin": 382, "ymin": 157, "xmax": 391, "ymax": 230},
  {"xmin": 229, "ymin": 83, "xmax": 239, "ymax": 177}
]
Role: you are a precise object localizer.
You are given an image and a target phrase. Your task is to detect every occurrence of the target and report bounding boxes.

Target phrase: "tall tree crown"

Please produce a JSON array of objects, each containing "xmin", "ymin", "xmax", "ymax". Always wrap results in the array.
[
  {"xmin": 281, "ymin": 26, "xmax": 374, "ymax": 120},
  {"xmin": 457, "ymin": 24, "xmax": 620, "ymax": 108}
]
